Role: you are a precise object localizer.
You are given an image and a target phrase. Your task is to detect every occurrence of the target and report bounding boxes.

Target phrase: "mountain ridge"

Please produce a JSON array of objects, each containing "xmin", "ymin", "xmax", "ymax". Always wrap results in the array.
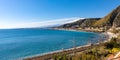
[
  {"xmin": 93, "ymin": 5, "xmax": 120, "ymax": 27},
  {"xmin": 57, "ymin": 5, "xmax": 120, "ymax": 31}
]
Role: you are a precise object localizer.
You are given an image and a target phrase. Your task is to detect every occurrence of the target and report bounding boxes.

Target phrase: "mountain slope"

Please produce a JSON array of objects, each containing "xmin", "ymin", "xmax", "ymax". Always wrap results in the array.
[
  {"xmin": 93, "ymin": 6, "xmax": 120, "ymax": 27},
  {"xmin": 58, "ymin": 18, "xmax": 100, "ymax": 28},
  {"xmin": 58, "ymin": 5, "xmax": 120, "ymax": 29}
]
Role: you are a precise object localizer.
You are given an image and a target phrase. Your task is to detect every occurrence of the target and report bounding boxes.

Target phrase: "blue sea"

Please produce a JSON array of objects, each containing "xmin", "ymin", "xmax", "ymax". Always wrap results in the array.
[{"xmin": 0, "ymin": 29, "xmax": 105, "ymax": 60}]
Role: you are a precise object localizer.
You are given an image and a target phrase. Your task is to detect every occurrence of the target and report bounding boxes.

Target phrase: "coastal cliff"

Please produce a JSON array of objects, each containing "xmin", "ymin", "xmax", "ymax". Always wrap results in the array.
[{"xmin": 57, "ymin": 6, "xmax": 120, "ymax": 32}]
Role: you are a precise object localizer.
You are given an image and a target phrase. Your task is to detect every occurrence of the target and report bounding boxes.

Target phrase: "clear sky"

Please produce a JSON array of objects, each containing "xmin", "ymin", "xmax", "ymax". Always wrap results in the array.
[{"xmin": 0, "ymin": 0, "xmax": 120, "ymax": 29}]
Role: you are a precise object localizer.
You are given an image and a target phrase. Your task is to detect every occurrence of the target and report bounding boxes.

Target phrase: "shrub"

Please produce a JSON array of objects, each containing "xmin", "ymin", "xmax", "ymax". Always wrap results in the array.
[{"xmin": 104, "ymin": 38, "xmax": 119, "ymax": 49}]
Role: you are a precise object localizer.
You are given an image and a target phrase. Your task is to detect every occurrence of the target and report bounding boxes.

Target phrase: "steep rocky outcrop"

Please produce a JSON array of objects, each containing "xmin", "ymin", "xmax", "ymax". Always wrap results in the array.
[{"xmin": 113, "ymin": 6, "xmax": 120, "ymax": 27}]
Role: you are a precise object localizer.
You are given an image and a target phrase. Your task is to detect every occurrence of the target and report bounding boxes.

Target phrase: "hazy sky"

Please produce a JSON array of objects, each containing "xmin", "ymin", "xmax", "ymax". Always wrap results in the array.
[{"xmin": 0, "ymin": 0, "xmax": 120, "ymax": 29}]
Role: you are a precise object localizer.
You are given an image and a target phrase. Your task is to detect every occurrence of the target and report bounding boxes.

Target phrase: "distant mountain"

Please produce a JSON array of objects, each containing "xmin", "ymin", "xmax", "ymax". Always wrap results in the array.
[
  {"xmin": 58, "ymin": 5, "xmax": 120, "ymax": 29},
  {"xmin": 58, "ymin": 18, "xmax": 100, "ymax": 28},
  {"xmin": 1, "ymin": 18, "xmax": 83, "ymax": 29}
]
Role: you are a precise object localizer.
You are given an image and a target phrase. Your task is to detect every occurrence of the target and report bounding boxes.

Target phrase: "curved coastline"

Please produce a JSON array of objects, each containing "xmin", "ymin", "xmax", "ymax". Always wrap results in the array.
[{"xmin": 24, "ymin": 28, "xmax": 110, "ymax": 60}]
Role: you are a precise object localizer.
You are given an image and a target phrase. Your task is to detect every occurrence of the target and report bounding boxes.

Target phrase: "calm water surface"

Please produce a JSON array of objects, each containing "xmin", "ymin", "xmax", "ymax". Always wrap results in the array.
[{"xmin": 0, "ymin": 29, "xmax": 105, "ymax": 60}]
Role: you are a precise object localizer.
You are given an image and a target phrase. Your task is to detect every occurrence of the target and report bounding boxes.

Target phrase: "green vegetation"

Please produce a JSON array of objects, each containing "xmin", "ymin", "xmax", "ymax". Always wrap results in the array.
[
  {"xmin": 52, "ymin": 38, "xmax": 120, "ymax": 60},
  {"xmin": 104, "ymin": 38, "xmax": 120, "ymax": 49}
]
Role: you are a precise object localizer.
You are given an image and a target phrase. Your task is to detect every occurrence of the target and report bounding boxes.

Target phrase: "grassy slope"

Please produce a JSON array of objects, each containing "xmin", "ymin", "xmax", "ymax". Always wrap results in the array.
[
  {"xmin": 93, "ymin": 12, "xmax": 112, "ymax": 27},
  {"xmin": 93, "ymin": 6, "xmax": 120, "ymax": 27},
  {"xmin": 52, "ymin": 37, "xmax": 120, "ymax": 60}
]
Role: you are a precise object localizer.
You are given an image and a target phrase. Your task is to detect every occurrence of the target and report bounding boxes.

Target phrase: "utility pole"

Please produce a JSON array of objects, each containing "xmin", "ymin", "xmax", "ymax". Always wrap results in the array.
[
  {"xmin": 62, "ymin": 48, "xmax": 64, "ymax": 55},
  {"xmin": 88, "ymin": 39, "xmax": 92, "ymax": 49},
  {"xmin": 71, "ymin": 39, "xmax": 76, "ymax": 55},
  {"xmin": 62, "ymin": 48, "xmax": 64, "ymax": 51},
  {"xmin": 88, "ymin": 39, "xmax": 92, "ymax": 45}
]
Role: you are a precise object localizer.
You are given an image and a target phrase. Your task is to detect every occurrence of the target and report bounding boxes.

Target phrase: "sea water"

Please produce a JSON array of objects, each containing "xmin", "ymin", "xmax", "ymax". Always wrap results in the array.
[{"xmin": 0, "ymin": 29, "xmax": 105, "ymax": 60}]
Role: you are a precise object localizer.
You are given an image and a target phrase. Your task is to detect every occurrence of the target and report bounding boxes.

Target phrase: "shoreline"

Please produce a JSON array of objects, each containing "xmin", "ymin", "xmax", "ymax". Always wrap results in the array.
[
  {"xmin": 24, "ymin": 28, "xmax": 111, "ymax": 60},
  {"xmin": 52, "ymin": 28, "xmax": 104, "ymax": 33},
  {"xmin": 23, "ymin": 44, "xmax": 91, "ymax": 59},
  {"xmin": 52, "ymin": 28, "xmax": 91, "ymax": 32},
  {"xmin": 24, "ymin": 43, "xmax": 103, "ymax": 60}
]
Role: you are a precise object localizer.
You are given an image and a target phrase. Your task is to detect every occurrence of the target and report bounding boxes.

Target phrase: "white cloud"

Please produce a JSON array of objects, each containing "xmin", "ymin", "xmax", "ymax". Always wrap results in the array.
[{"xmin": 0, "ymin": 17, "xmax": 84, "ymax": 29}]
